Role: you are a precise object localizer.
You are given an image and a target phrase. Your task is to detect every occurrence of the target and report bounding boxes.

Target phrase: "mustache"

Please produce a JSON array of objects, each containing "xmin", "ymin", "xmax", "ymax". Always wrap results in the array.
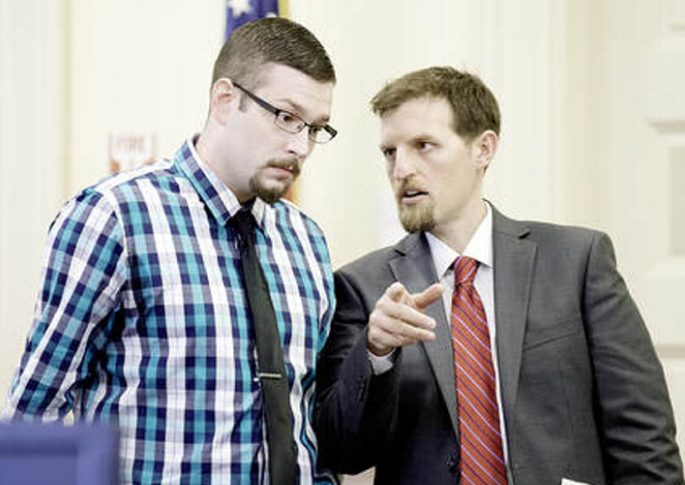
[
  {"xmin": 267, "ymin": 159, "xmax": 301, "ymax": 177},
  {"xmin": 395, "ymin": 178, "xmax": 427, "ymax": 199}
]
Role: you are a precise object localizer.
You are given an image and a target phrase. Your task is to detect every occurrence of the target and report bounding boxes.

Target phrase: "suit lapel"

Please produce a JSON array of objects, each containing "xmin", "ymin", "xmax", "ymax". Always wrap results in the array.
[
  {"xmin": 389, "ymin": 233, "xmax": 460, "ymax": 438},
  {"xmin": 491, "ymin": 207, "xmax": 536, "ymax": 431}
]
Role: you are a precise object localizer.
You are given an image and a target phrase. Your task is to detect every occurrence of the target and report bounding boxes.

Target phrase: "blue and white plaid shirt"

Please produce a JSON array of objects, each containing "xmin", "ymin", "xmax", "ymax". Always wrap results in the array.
[{"xmin": 4, "ymin": 139, "xmax": 338, "ymax": 485}]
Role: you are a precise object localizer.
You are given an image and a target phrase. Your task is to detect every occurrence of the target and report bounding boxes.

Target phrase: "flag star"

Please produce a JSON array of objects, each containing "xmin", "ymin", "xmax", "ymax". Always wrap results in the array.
[{"xmin": 227, "ymin": 0, "xmax": 253, "ymax": 17}]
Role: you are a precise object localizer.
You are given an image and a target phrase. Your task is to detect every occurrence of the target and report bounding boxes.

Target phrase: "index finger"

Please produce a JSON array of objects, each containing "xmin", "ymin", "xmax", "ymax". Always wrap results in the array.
[{"xmin": 412, "ymin": 283, "xmax": 444, "ymax": 310}]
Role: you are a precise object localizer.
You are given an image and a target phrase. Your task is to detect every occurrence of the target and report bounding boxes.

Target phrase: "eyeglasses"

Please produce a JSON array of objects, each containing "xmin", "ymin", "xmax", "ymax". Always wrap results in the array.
[{"xmin": 233, "ymin": 82, "xmax": 337, "ymax": 144}]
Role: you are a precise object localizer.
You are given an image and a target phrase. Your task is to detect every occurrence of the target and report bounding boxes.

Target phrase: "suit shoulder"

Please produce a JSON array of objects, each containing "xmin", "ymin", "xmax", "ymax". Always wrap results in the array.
[
  {"xmin": 521, "ymin": 219, "xmax": 608, "ymax": 249},
  {"xmin": 333, "ymin": 245, "xmax": 400, "ymax": 307},
  {"xmin": 336, "ymin": 244, "xmax": 398, "ymax": 281}
]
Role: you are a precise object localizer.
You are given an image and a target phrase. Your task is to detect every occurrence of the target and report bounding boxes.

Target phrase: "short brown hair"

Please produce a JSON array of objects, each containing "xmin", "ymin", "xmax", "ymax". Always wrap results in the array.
[
  {"xmin": 370, "ymin": 66, "xmax": 500, "ymax": 141},
  {"xmin": 212, "ymin": 17, "xmax": 336, "ymax": 89}
]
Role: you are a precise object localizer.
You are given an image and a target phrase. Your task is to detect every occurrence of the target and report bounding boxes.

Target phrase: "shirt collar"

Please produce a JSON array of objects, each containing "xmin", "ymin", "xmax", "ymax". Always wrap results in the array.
[
  {"xmin": 174, "ymin": 137, "xmax": 267, "ymax": 228},
  {"xmin": 426, "ymin": 201, "xmax": 493, "ymax": 277}
]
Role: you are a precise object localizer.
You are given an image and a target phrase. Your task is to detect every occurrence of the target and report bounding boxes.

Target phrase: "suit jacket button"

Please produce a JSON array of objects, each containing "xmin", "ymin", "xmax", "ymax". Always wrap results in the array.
[
  {"xmin": 356, "ymin": 378, "xmax": 365, "ymax": 401},
  {"xmin": 447, "ymin": 453, "xmax": 459, "ymax": 473}
]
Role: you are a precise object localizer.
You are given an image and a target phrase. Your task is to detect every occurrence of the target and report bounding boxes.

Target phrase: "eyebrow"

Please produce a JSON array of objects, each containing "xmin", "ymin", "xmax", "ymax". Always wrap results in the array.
[
  {"xmin": 273, "ymin": 98, "xmax": 331, "ymax": 125},
  {"xmin": 379, "ymin": 132, "xmax": 434, "ymax": 149},
  {"xmin": 411, "ymin": 133, "xmax": 435, "ymax": 141}
]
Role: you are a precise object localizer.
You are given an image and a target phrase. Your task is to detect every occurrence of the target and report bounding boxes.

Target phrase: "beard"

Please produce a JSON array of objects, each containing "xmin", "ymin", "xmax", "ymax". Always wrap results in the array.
[
  {"xmin": 398, "ymin": 200, "xmax": 436, "ymax": 233},
  {"xmin": 395, "ymin": 177, "xmax": 436, "ymax": 233},
  {"xmin": 249, "ymin": 159, "xmax": 301, "ymax": 204}
]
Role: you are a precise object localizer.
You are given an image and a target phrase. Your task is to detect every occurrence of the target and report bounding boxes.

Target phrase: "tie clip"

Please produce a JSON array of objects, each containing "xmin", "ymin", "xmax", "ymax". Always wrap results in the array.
[{"xmin": 255, "ymin": 372, "xmax": 282, "ymax": 381}]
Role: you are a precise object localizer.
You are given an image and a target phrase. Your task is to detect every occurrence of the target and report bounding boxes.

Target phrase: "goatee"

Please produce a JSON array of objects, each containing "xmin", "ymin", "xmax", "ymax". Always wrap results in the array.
[
  {"xmin": 398, "ymin": 202, "xmax": 436, "ymax": 233},
  {"xmin": 250, "ymin": 160, "xmax": 300, "ymax": 204},
  {"xmin": 395, "ymin": 178, "xmax": 435, "ymax": 233}
]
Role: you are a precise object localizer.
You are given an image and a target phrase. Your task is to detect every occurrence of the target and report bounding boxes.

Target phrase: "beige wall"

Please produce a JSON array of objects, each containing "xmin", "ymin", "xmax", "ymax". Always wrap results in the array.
[
  {"xmin": 1, "ymin": 0, "xmax": 683, "ymax": 467},
  {"xmin": 66, "ymin": 0, "xmax": 225, "ymax": 193},
  {"xmin": 0, "ymin": 0, "xmax": 67, "ymax": 399}
]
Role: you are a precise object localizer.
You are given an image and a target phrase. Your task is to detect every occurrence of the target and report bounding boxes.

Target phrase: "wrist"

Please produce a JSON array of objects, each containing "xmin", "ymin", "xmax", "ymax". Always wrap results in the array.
[{"xmin": 367, "ymin": 341, "xmax": 394, "ymax": 357}]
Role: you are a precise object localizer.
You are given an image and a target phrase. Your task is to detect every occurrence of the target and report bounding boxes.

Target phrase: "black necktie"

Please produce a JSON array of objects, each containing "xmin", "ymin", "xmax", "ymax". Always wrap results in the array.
[{"xmin": 231, "ymin": 207, "xmax": 297, "ymax": 484}]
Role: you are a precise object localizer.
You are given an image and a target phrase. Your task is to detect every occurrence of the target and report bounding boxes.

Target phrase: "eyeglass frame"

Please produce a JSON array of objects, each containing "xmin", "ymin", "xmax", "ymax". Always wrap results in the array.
[{"xmin": 232, "ymin": 81, "xmax": 337, "ymax": 144}]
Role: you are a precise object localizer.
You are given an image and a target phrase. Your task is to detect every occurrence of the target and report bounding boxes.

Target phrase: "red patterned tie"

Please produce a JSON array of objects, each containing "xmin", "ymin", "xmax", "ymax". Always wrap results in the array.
[{"xmin": 450, "ymin": 256, "xmax": 507, "ymax": 484}]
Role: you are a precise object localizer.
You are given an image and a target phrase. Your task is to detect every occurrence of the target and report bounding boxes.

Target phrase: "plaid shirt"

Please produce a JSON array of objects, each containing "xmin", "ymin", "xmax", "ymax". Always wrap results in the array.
[{"xmin": 4, "ymin": 140, "xmax": 338, "ymax": 485}]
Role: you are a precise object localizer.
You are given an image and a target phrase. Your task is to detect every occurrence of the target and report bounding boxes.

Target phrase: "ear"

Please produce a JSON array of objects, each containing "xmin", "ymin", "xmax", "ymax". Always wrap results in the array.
[
  {"xmin": 471, "ymin": 130, "xmax": 498, "ymax": 170},
  {"xmin": 209, "ymin": 78, "xmax": 239, "ymax": 125}
]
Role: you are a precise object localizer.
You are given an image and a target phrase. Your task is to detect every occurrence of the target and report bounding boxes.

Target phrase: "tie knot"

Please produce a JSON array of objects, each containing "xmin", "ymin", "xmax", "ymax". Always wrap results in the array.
[
  {"xmin": 453, "ymin": 256, "xmax": 479, "ymax": 285},
  {"xmin": 231, "ymin": 208, "xmax": 256, "ymax": 244}
]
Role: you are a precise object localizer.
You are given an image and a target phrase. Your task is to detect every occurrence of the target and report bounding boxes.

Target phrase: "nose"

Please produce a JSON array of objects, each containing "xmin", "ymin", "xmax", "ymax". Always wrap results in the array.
[
  {"xmin": 391, "ymin": 148, "xmax": 416, "ymax": 180},
  {"xmin": 286, "ymin": 128, "xmax": 313, "ymax": 160}
]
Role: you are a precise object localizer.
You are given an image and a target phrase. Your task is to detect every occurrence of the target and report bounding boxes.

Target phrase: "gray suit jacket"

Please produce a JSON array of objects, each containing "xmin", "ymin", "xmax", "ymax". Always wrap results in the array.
[{"xmin": 315, "ymin": 207, "xmax": 683, "ymax": 484}]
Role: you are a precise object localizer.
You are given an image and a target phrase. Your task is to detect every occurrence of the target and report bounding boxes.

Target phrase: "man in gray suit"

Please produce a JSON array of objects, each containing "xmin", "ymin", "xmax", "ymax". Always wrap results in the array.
[{"xmin": 314, "ymin": 66, "xmax": 683, "ymax": 484}]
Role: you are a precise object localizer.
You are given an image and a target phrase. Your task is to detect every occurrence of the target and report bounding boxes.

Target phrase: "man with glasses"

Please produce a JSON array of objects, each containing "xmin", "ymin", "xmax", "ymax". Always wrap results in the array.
[{"xmin": 5, "ymin": 18, "xmax": 338, "ymax": 485}]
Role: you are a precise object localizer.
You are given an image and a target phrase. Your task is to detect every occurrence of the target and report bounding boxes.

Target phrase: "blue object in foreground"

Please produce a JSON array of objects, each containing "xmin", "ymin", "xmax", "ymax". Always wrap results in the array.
[{"xmin": 0, "ymin": 422, "xmax": 119, "ymax": 485}]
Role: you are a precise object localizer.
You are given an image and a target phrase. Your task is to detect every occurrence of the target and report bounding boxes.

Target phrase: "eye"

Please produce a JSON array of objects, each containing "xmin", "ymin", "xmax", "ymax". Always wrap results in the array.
[
  {"xmin": 381, "ymin": 147, "xmax": 396, "ymax": 159},
  {"xmin": 309, "ymin": 125, "xmax": 323, "ymax": 135},
  {"xmin": 279, "ymin": 111, "xmax": 298, "ymax": 124},
  {"xmin": 277, "ymin": 110, "xmax": 306, "ymax": 131},
  {"xmin": 416, "ymin": 140, "xmax": 434, "ymax": 151}
]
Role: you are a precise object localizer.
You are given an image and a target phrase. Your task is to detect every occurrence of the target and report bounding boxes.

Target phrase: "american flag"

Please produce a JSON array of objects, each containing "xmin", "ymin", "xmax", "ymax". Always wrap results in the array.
[{"xmin": 225, "ymin": 0, "xmax": 286, "ymax": 39}]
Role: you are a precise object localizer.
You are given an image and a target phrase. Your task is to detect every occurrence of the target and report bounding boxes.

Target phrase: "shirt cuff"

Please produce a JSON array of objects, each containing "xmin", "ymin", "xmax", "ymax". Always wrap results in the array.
[{"xmin": 367, "ymin": 348, "xmax": 398, "ymax": 375}]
